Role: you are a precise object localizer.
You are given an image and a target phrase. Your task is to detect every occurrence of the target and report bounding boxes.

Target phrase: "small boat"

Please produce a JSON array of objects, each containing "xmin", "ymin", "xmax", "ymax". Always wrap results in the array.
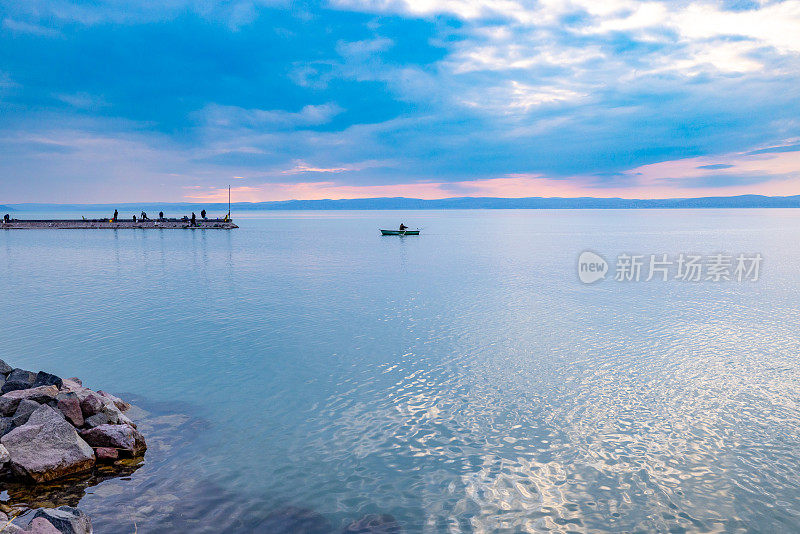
[{"xmin": 380, "ymin": 229, "xmax": 420, "ymax": 236}]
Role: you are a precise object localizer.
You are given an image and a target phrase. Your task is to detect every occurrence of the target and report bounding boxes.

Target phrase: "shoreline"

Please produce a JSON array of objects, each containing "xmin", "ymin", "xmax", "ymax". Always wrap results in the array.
[{"xmin": 0, "ymin": 360, "xmax": 146, "ymax": 533}]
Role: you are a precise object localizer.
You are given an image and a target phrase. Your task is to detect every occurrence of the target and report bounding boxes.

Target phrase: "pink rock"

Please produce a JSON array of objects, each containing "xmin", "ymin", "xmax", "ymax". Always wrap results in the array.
[
  {"xmin": 56, "ymin": 393, "xmax": 84, "ymax": 427},
  {"xmin": 95, "ymin": 447, "xmax": 119, "ymax": 462},
  {"xmin": 26, "ymin": 517, "xmax": 61, "ymax": 534},
  {"xmin": 79, "ymin": 393, "xmax": 104, "ymax": 418}
]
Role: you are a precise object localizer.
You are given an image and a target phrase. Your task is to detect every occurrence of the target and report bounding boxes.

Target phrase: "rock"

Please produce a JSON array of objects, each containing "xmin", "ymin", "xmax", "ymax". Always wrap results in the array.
[
  {"xmin": 94, "ymin": 447, "xmax": 118, "ymax": 462},
  {"xmin": 83, "ymin": 402, "xmax": 134, "ymax": 429},
  {"xmin": 0, "ymin": 395, "xmax": 22, "ymax": 416},
  {"xmin": 97, "ymin": 390, "xmax": 131, "ymax": 412},
  {"xmin": 2, "ymin": 385, "xmax": 59, "ymax": 404},
  {"xmin": 1, "ymin": 405, "xmax": 95, "ymax": 482},
  {"xmin": 0, "ymin": 417, "xmax": 13, "ymax": 437},
  {"xmin": 33, "ymin": 372, "xmax": 63, "ymax": 390},
  {"xmin": 258, "ymin": 507, "xmax": 332, "ymax": 534},
  {"xmin": 0, "ymin": 443, "xmax": 9, "ymax": 465},
  {"xmin": 31, "ymin": 507, "xmax": 91, "ymax": 534},
  {"xmin": 79, "ymin": 393, "xmax": 104, "ymax": 418},
  {"xmin": 83, "ymin": 412, "xmax": 111, "ymax": 428},
  {"xmin": 12, "ymin": 399, "xmax": 41, "ymax": 427},
  {"xmin": 0, "ymin": 359, "xmax": 12, "ymax": 376},
  {"xmin": 80, "ymin": 424, "xmax": 146, "ymax": 456},
  {"xmin": 1, "ymin": 369, "xmax": 36, "ymax": 394},
  {"xmin": 341, "ymin": 514, "xmax": 403, "ymax": 534},
  {"xmin": 56, "ymin": 393, "xmax": 83, "ymax": 427},
  {"xmin": 25, "ymin": 517, "xmax": 61, "ymax": 534}
]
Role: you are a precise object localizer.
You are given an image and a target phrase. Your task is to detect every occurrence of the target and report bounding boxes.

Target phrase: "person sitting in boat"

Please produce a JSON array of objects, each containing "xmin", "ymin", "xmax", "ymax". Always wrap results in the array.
[{"xmin": 399, "ymin": 223, "xmax": 408, "ymax": 231}]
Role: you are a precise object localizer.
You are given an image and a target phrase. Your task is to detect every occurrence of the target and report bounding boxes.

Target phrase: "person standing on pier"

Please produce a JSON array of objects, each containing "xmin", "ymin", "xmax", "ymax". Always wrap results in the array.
[
  {"xmin": 191, "ymin": 212, "xmax": 197, "ymax": 226},
  {"xmin": 159, "ymin": 211, "xmax": 164, "ymax": 220},
  {"xmin": 113, "ymin": 209, "xmax": 118, "ymax": 222},
  {"xmin": 201, "ymin": 209, "xmax": 206, "ymax": 219}
]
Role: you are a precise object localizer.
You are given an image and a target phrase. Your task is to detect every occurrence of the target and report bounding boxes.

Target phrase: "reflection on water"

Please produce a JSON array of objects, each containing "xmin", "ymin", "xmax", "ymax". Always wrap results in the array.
[{"xmin": 2, "ymin": 209, "xmax": 800, "ymax": 532}]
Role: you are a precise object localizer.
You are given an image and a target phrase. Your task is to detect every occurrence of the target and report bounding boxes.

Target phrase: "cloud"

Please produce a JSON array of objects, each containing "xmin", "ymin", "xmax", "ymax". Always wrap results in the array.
[{"xmin": 2, "ymin": 0, "xmax": 800, "ymax": 202}]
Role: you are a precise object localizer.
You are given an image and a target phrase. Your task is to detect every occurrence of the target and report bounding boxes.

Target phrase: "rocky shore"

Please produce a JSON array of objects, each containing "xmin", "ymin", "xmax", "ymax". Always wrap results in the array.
[{"xmin": 0, "ymin": 360, "xmax": 146, "ymax": 533}]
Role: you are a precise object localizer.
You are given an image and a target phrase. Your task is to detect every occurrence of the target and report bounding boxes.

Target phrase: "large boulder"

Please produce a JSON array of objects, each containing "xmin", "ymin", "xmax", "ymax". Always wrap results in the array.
[
  {"xmin": 2, "ymin": 385, "xmax": 59, "ymax": 404},
  {"xmin": 0, "ymin": 443, "xmax": 9, "ymax": 466},
  {"xmin": 31, "ymin": 507, "xmax": 92, "ymax": 534},
  {"xmin": 1, "ymin": 369, "xmax": 36, "ymax": 394},
  {"xmin": 12, "ymin": 399, "xmax": 41, "ymax": 427},
  {"xmin": 56, "ymin": 392, "xmax": 83, "ymax": 427},
  {"xmin": 80, "ymin": 424, "xmax": 146, "ymax": 456},
  {"xmin": 33, "ymin": 371, "xmax": 63, "ymax": 389},
  {"xmin": 0, "ymin": 359, "xmax": 12, "ymax": 376},
  {"xmin": 1, "ymin": 405, "xmax": 95, "ymax": 482}
]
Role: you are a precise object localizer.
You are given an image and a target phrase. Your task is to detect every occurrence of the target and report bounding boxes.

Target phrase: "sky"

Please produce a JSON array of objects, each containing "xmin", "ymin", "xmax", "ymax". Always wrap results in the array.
[{"xmin": 1, "ymin": 0, "xmax": 800, "ymax": 203}]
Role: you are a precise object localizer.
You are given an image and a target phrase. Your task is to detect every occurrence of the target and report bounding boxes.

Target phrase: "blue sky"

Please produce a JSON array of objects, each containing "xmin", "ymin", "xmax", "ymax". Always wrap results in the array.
[{"xmin": 1, "ymin": 0, "xmax": 800, "ymax": 202}]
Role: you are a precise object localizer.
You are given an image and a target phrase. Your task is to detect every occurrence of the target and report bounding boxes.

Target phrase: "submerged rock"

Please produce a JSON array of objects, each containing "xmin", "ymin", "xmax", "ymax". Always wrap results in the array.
[
  {"xmin": 32, "ymin": 507, "xmax": 92, "ymax": 534},
  {"xmin": 80, "ymin": 424, "xmax": 146, "ymax": 456},
  {"xmin": 341, "ymin": 514, "xmax": 403, "ymax": 534},
  {"xmin": 1, "ymin": 405, "xmax": 95, "ymax": 483},
  {"xmin": 258, "ymin": 506, "xmax": 333, "ymax": 534}
]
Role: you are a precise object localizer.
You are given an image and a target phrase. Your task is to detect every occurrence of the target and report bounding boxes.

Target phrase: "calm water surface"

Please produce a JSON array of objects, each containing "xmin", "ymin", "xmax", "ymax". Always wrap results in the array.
[{"xmin": 2, "ymin": 209, "xmax": 800, "ymax": 533}]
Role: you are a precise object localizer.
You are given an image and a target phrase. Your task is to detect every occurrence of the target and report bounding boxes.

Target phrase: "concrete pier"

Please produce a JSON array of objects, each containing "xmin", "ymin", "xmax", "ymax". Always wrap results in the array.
[{"xmin": 1, "ymin": 218, "xmax": 238, "ymax": 229}]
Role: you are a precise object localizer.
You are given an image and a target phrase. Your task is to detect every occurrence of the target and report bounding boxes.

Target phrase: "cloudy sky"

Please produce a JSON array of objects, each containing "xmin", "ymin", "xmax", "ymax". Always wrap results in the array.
[{"xmin": 1, "ymin": 0, "xmax": 800, "ymax": 202}]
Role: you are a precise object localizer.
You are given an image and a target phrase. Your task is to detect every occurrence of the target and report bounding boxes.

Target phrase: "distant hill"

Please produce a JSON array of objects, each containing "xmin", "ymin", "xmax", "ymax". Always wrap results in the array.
[{"xmin": 7, "ymin": 194, "xmax": 800, "ymax": 211}]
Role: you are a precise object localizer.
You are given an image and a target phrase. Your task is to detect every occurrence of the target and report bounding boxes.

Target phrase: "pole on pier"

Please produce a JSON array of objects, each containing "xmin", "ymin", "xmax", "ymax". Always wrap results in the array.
[{"xmin": 228, "ymin": 185, "xmax": 231, "ymax": 221}]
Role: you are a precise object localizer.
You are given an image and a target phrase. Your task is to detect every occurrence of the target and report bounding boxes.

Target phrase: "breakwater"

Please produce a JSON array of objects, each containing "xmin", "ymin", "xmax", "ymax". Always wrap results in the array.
[{"xmin": 1, "ymin": 218, "xmax": 238, "ymax": 230}]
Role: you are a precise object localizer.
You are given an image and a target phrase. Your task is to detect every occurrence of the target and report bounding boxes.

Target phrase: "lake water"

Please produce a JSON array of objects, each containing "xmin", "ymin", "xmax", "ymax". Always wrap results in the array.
[{"xmin": 2, "ymin": 209, "xmax": 800, "ymax": 533}]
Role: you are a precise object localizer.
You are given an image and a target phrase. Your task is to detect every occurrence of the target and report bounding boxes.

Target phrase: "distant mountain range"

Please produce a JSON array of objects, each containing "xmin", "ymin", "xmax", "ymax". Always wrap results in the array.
[{"xmin": 6, "ymin": 194, "xmax": 800, "ymax": 211}]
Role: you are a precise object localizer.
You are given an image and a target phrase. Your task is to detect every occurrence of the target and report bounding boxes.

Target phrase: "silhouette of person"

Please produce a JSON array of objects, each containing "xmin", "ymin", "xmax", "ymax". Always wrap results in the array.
[
  {"xmin": 113, "ymin": 209, "xmax": 118, "ymax": 222},
  {"xmin": 201, "ymin": 209, "xmax": 206, "ymax": 219},
  {"xmin": 191, "ymin": 212, "xmax": 197, "ymax": 226},
  {"xmin": 159, "ymin": 211, "xmax": 164, "ymax": 220},
  {"xmin": 399, "ymin": 223, "xmax": 408, "ymax": 231}
]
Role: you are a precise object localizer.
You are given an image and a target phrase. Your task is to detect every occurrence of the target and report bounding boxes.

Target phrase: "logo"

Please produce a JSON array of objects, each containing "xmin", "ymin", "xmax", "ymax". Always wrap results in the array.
[{"xmin": 578, "ymin": 251, "xmax": 608, "ymax": 284}]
